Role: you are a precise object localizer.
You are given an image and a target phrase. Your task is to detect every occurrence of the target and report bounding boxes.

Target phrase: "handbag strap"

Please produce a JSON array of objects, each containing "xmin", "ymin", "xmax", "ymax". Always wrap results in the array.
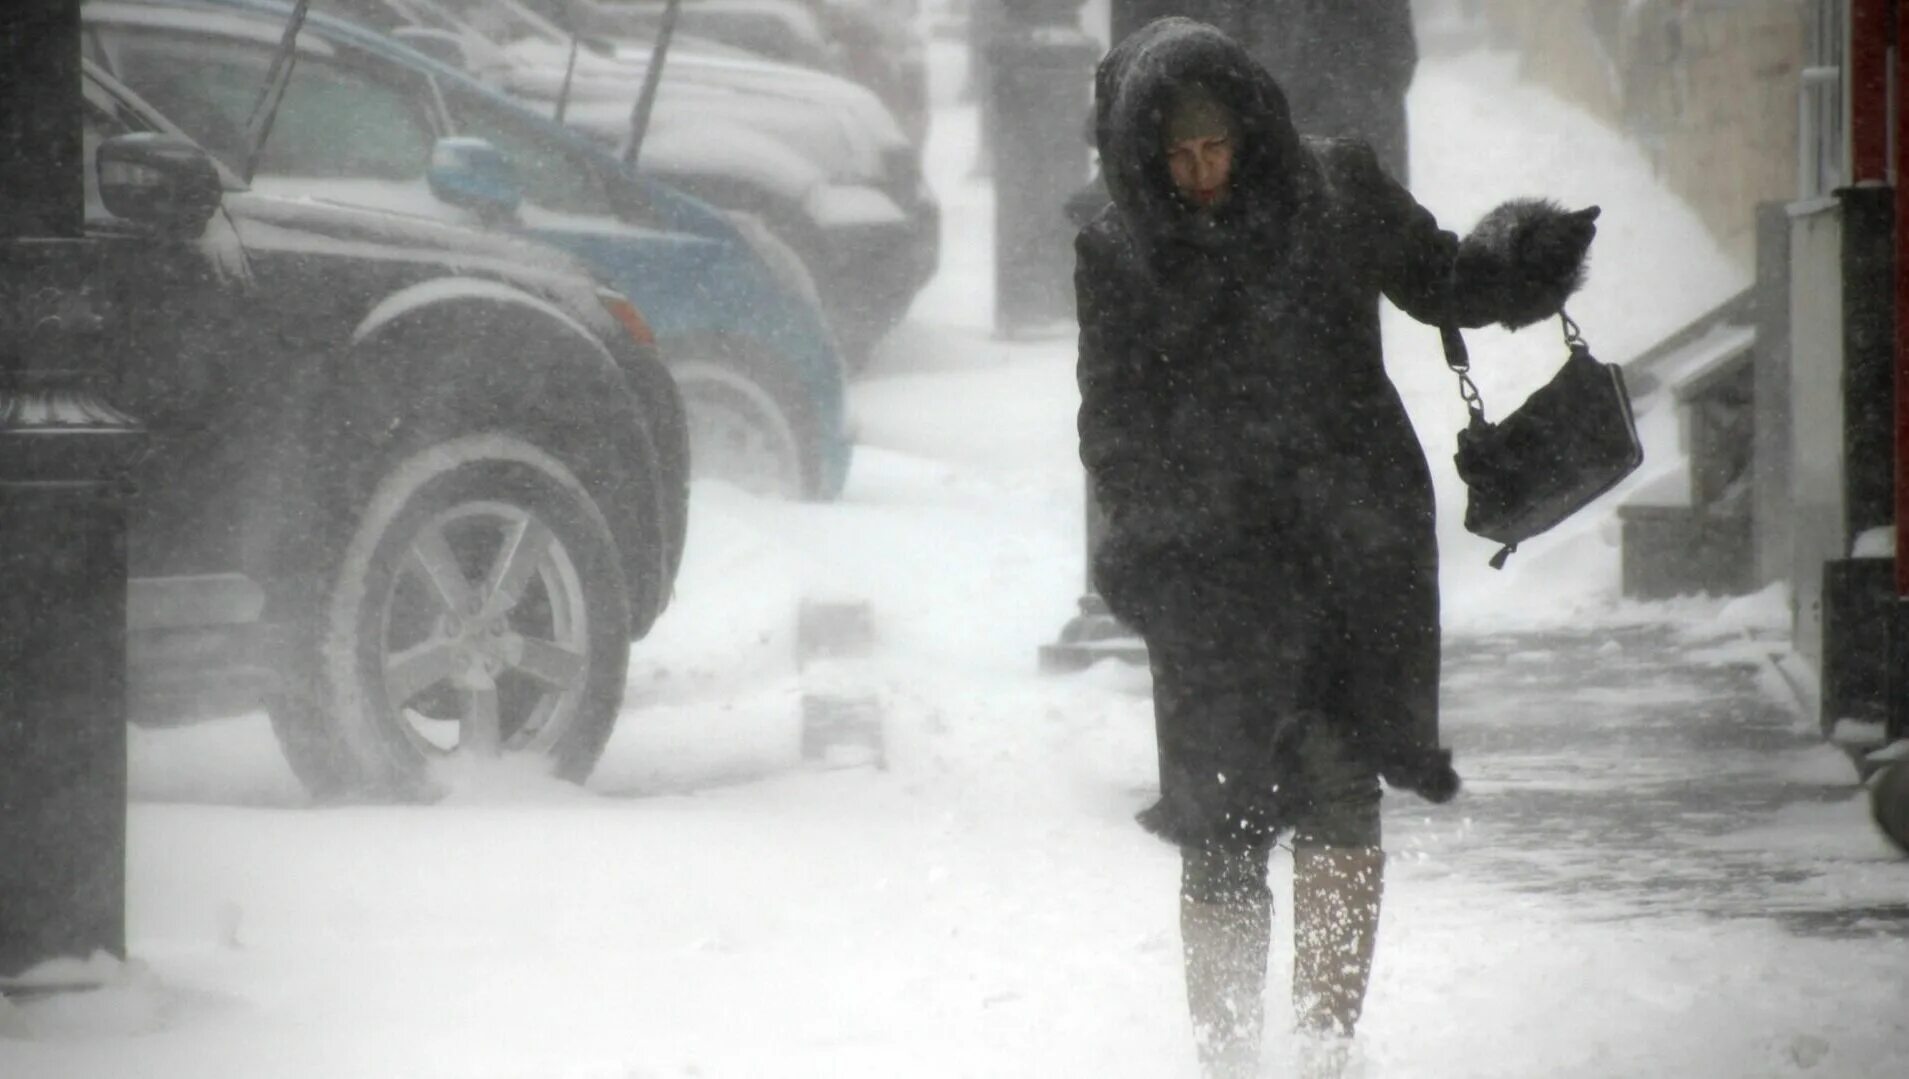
[
  {"xmin": 1441, "ymin": 310, "xmax": 1587, "ymax": 422},
  {"xmin": 1439, "ymin": 322, "xmax": 1486, "ymax": 422},
  {"xmin": 1560, "ymin": 310, "xmax": 1588, "ymax": 352}
]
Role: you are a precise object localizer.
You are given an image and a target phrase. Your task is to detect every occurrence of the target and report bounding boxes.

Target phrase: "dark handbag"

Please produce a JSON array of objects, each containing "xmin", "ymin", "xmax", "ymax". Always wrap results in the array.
[{"xmin": 1442, "ymin": 313, "xmax": 1643, "ymax": 568}]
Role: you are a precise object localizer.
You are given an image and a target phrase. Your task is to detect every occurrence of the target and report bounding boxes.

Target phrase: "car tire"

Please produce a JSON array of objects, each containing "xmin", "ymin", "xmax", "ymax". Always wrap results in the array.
[
  {"xmin": 671, "ymin": 357, "xmax": 811, "ymax": 499},
  {"xmin": 268, "ymin": 432, "xmax": 633, "ymax": 801}
]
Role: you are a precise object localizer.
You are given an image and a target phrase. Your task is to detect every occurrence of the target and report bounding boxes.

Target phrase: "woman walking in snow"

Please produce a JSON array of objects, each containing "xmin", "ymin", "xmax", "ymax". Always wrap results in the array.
[{"xmin": 1074, "ymin": 18, "xmax": 1598, "ymax": 1077}]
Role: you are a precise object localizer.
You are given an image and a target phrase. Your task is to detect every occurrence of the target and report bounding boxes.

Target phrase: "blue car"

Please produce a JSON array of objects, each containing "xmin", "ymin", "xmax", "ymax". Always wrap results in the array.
[{"xmin": 85, "ymin": 0, "xmax": 853, "ymax": 499}]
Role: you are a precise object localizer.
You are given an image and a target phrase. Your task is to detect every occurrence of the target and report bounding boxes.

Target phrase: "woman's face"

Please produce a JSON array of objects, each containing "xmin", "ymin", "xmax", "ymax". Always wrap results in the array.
[{"xmin": 1167, "ymin": 133, "xmax": 1233, "ymax": 209}]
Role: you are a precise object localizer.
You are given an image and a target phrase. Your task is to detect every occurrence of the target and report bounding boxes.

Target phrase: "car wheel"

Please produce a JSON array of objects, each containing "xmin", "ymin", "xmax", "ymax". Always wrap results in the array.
[
  {"xmin": 268, "ymin": 432, "xmax": 632, "ymax": 800},
  {"xmin": 672, "ymin": 359, "xmax": 808, "ymax": 498}
]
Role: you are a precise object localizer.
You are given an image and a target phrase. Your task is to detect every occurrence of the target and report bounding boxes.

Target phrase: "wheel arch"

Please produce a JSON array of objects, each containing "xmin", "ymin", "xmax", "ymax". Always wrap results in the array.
[
  {"xmin": 251, "ymin": 278, "xmax": 678, "ymax": 637},
  {"xmin": 664, "ymin": 329, "xmax": 847, "ymax": 500}
]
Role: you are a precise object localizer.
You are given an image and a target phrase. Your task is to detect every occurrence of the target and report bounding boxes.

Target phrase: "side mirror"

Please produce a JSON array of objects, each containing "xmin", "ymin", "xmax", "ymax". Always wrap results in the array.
[
  {"xmin": 426, "ymin": 137, "xmax": 522, "ymax": 218},
  {"xmin": 393, "ymin": 26, "xmax": 476, "ymax": 70},
  {"xmin": 96, "ymin": 133, "xmax": 223, "ymax": 233}
]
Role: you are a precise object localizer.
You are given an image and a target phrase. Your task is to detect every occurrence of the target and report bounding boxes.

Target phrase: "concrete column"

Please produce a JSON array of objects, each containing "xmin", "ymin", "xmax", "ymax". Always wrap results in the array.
[{"xmin": 989, "ymin": 0, "xmax": 1098, "ymax": 336}]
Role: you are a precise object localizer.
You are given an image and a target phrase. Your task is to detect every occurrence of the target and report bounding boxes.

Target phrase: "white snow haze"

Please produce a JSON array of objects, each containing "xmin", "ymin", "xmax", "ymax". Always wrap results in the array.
[{"xmin": 3, "ymin": 10, "xmax": 1906, "ymax": 1079}]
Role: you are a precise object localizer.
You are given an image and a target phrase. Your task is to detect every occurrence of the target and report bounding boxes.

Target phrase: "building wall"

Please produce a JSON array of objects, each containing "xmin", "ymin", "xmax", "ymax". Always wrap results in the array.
[
  {"xmin": 1787, "ymin": 201, "xmax": 1848, "ymax": 665},
  {"xmin": 1474, "ymin": 0, "xmax": 1808, "ymax": 264}
]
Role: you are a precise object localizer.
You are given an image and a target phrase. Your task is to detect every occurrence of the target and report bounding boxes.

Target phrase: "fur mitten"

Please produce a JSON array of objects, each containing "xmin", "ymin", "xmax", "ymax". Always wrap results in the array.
[{"xmin": 1455, "ymin": 199, "xmax": 1600, "ymax": 330}]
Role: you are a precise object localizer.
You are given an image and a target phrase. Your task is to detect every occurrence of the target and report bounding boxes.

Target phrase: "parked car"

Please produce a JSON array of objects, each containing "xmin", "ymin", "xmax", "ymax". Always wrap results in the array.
[
  {"xmin": 529, "ymin": 0, "xmax": 841, "ymax": 72},
  {"xmin": 68, "ymin": 58, "xmax": 688, "ymax": 800},
  {"xmin": 537, "ymin": 0, "xmax": 929, "ymax": 146},
  {"xmin": 319, "ymin": 0, "xmax": 938, "ymax": 361},
  {"xmin": 89, "ymin": 0, "xmax": 855, "ymax": 498}
]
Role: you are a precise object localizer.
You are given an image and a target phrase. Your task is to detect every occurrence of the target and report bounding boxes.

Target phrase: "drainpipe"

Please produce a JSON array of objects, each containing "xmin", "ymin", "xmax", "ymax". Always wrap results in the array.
[
  {"xmin": 1879, "ymin": 0, "xmax": 1909, "ymax": 851},
  {"xmin": 1888, "ymin": 0, "xmax": 1909, "ymax": 597}
]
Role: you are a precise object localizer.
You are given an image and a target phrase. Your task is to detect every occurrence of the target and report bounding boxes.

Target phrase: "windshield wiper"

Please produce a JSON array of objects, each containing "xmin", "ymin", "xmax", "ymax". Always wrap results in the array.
[
  {"xmin": 623, "ymin": 0, "xmax": 681, "ymax": 172},
  {"xmin": 239, "ymin": 0, "xmax": 313, "ymax": 185},
  {"xmin": 554, "ymin": 31, "xmax": 582, "ymax": 123}
]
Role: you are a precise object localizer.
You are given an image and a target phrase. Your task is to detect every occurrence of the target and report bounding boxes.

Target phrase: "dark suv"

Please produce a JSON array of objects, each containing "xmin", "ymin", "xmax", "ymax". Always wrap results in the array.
[{"xmin": 45, "ymin": 61, "xmax": 688, "ymax": 800}]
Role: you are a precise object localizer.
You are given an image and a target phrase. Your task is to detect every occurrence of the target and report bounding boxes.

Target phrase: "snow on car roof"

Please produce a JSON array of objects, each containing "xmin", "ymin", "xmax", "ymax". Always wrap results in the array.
[{"xmin": 84, "ymin": 0, "xmax": 339, "ymax": 56}]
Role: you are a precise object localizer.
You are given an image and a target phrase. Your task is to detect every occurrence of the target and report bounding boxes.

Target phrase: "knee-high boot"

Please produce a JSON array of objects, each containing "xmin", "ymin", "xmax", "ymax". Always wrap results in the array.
[
  {"xmin": 1180, "ymin": 891, "xmax": 1272, "ymax": 1078},
  {"xmin": 1291, "ymin": 845, "xmax": 1385, "ymax": 1077}
]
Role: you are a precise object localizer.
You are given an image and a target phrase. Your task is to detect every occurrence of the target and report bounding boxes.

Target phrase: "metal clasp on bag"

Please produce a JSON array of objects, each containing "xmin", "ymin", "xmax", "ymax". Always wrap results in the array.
[
  {"xmin": 1561, "ymin": 310, "xmax": 1587, "ymax": 352},
  {"xmin": 1439, "ymin": 322, "xmax": 1488, "ymax": 423}
]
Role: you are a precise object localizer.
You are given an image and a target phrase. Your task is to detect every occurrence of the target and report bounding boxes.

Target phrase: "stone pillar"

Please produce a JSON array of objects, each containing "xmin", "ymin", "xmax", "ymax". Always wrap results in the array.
[{"xmin": 988, "ymin": 0, "xmax": 1099, "ymax": 337}]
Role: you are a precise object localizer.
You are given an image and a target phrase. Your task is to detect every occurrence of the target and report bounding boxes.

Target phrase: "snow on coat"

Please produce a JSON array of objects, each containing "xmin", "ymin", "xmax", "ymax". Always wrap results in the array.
[{"xmin": 1075, "ymin": 17, "xmax": 1594, "ymax": 841}]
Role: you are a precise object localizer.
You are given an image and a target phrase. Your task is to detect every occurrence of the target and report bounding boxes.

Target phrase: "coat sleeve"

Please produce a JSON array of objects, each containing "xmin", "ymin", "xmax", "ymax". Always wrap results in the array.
[
  {"xmin": 1340, "ymin": 141, "xmax": 1589, "ymax": 331},
  {"xmin": 1075, "ymin": 223, "xmax": 1162, "ymax": 530},
  {"xmin": 1334, "ymin": 140, "xmax": 1463, "ymax": 326}
]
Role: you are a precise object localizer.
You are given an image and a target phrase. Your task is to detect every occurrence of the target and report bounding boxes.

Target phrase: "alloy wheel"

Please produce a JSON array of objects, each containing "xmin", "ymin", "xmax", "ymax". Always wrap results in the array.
[{"xmin": 376, "ymin": 499, "xmax": 591, "ymax": 758}]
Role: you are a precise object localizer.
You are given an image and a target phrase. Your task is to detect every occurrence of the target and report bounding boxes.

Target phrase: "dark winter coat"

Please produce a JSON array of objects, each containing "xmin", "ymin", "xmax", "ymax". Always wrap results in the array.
[{"xmin": 1076, "ymin": 18, "xmax": 1592, "ymax": 844}]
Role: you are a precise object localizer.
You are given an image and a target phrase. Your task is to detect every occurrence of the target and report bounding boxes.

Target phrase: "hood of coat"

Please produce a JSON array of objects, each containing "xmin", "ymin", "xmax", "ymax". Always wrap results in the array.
[{"xmin": 1093, "ymin": 17, "xmax": 1315, "ymax": 267}]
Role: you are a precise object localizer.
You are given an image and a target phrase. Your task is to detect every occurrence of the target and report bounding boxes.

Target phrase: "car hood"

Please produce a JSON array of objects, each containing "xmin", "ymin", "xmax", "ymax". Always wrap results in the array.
[
  {"xmin": 528, "ymin": 77, "xmax": 865, "ymax": 173},
  {"xmin": 247, "ymin": 175, "xmax": 712, "ymax": 251},
  {"xmin": 229, "ymin": 183, "xmax": 610, "ymax": 306}
]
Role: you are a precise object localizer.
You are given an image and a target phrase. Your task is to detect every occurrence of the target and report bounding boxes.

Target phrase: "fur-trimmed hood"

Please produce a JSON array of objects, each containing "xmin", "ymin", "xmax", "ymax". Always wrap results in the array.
[{"xmin": 1093, "ymin": 18, "xmax": 1318, "ymax": 269}]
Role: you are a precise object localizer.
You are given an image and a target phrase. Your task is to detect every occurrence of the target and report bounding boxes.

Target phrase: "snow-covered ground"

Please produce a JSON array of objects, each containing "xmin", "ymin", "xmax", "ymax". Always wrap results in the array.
[{"xmin": 6, "ymin": 31, "xmax": 1908, "ymax": 1079}]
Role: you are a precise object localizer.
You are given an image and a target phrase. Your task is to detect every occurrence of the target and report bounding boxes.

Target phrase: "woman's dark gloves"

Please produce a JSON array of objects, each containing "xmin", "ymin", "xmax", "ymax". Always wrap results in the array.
[
  {"xmin": 1521, "ymin": 203, "xmax": 1600, "ymax": 291},
  {"xmin": 1455, "ymin": 199, "xmax": 1600, "ymax": 331},
  {"xmin": 1379, "ymin": 747, "xmax": 1462, "ymax": 804}
]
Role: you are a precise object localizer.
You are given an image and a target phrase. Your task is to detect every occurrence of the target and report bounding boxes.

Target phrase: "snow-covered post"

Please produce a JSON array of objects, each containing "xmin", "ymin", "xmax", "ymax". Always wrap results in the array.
[
  {"xmin": 987, "ymin": 0, "xmax": 1098, "ymax": 337},
  {"xmin": 0, "ymin": 0, "xmax": 145, "ymax": 986}
]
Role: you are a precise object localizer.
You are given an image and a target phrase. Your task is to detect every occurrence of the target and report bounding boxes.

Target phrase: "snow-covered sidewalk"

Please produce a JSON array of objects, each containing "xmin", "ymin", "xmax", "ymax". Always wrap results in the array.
[{"xmin": 5, "ymin": 34, "xmax": 1908, "ymax": 1079}]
